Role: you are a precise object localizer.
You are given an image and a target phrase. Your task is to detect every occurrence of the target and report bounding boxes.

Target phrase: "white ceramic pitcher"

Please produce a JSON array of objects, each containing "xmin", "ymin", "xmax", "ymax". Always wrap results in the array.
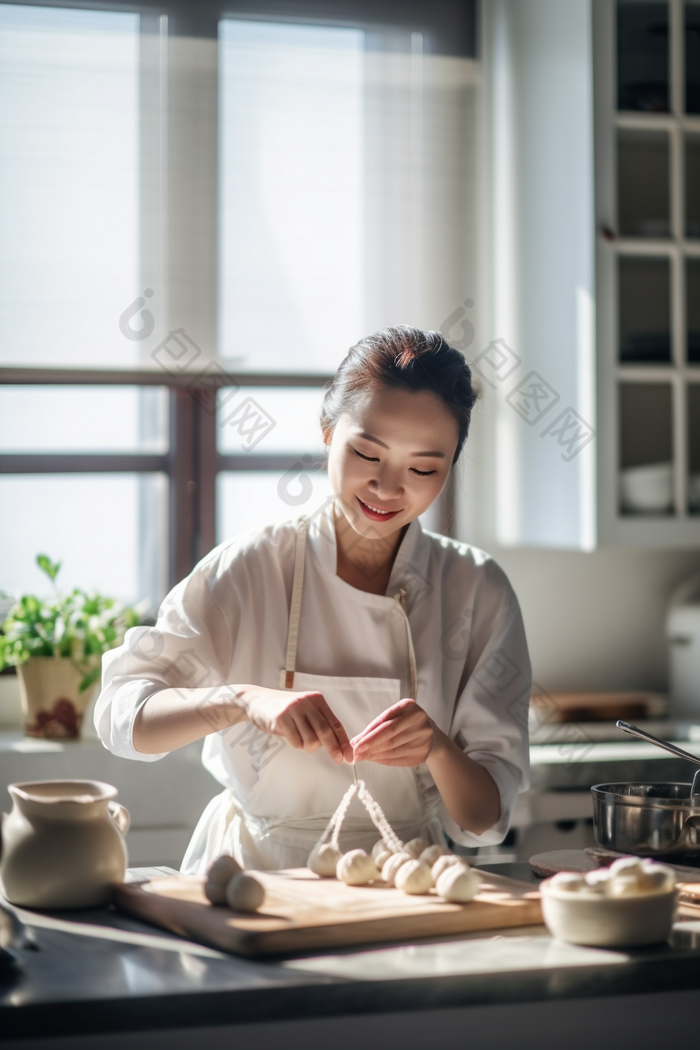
[{"xmin": 0, "ymin": 779, "xmax": 130, "ymax": 909}]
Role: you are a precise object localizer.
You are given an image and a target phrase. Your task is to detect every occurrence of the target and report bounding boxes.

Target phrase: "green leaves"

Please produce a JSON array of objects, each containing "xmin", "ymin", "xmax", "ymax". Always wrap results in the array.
[
  {"xmin": 0, "ymin": 554, "xmax": 141, "ymax": 681},
  {"xmin": 36, "ymin": 554, "xmax": 61, "ymax": 583}
]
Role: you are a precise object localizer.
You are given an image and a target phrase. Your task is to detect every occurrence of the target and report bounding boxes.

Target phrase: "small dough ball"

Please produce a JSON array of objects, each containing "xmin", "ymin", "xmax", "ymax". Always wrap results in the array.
[
  {"xmin": 382, "ymin": 851, "xmax": 414, "ymax": 887},
  {"xmin": 375, "ymin": 848, "xmax": 393, "ymax": 871},
  {"xmin": 609, "ymin": 857, "xmax": 644, "ymax": 879},
  {"xmin": 436, "ymin": 864, "xmax": 482, "ymax": 903},
  {"xmin": 395, "ymin": 859, "xmax": 434, "ymax": 895},
  {"xmin": 308, "ymin": 843, "xmax": 343, "ymax": 877},
  {"xmin": 225, "ymin": 872, "xmax": 265, "ymax": 912},
  {"xmin": 403, "ymin": 837, "xmax": 429, "ymax": 859},
  {"xmin": 583, "ymin": 869, "xmax": 610, "ymax": 895},
  {"xmin": 431, "ymin": 854, "xmax": 465, "ymax": 882},
  {"xmin": 337, "ymin": 849, "xmax": 379, "ymax": 886},
  {"xmin": 206, "ymin": 854, "xmax": 242, "ymax": 882},
  {"xmin": 372, "ymin": 839, "xmax": 393, "ymax": 863},
  {"xmin": 420, "ymin": 844, "xmax": 450, "ymax": 867},
  {"xmin": 638, "ymin": 862, "xmax": 676, "ymax": 893},
  {"xmin": 205, "ymin": 854, "xmax": 242, "ymax": 904},
  {"xmin": 549, "ymin": 872, "xmax": 587, "ymax": 893},
  {"xmin": 609, "ymin": 873, "xmax": 646, "ymax": 898}
]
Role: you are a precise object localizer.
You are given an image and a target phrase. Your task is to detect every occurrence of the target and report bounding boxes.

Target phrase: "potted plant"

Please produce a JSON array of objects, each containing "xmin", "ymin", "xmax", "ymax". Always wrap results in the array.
[{"xmin": 0, "ymin": 555, "xmax": 141, "ymax": 740}]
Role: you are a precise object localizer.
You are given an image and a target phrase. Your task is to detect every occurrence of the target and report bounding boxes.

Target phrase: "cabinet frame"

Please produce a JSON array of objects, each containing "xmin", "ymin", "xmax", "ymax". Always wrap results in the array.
[{"xmin": 594, "ymin": 0, "xmax": 700, "ymax": 546}]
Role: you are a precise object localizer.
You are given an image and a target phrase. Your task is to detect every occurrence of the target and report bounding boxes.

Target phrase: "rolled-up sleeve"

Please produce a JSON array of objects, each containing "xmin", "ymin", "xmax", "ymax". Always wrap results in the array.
[
  {"xmin": 94, "ymin": 554, "xmax": 235, "ymax": 762},
  {"xmin": 436, "ymin": 563, "xmax": 531, "ymax": 848}
]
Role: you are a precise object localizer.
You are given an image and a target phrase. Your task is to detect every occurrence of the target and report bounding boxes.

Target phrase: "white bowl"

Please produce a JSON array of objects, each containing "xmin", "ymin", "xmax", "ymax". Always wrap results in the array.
[
  {"xmin": 620, "ymin": 462, "xmax": 673, "ymax": 514},
  {"xmin": 540, "ymin": 878, "xmax": 678, "ymax": 948}
]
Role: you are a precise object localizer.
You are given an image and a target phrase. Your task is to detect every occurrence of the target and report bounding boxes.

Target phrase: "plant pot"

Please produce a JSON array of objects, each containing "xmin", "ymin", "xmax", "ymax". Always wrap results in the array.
[{"xmin": 16, "ymin": 657, "xmax": 100, "ymax": 740}]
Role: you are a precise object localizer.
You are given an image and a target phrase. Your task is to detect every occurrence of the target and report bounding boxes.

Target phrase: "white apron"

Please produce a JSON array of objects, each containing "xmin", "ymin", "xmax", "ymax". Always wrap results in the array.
[{"xmin": 180, "ymin": 515, "xmax": 444, "ymax": 873}]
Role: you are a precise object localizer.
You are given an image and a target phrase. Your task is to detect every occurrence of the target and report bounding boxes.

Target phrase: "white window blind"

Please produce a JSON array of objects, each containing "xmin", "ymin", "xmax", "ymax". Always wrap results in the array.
[{"xmin": 0, "ymin": 4, "xmax": 140, "ymax": 367}]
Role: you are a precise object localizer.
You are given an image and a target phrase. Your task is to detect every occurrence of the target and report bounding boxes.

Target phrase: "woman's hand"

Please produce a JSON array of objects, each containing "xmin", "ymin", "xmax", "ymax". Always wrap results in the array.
[
  {"xmin": 350, "ymin": 698, "xmax": 436, "ymax": 766},
  {"xmin": 242, "ymin": 686, "xmax": 354, "ymax": 765}
]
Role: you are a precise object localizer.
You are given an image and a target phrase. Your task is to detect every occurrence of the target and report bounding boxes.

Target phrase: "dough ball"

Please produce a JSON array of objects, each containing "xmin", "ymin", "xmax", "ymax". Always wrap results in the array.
[
  {"xmin": 549, "ymin": 872, "xmax": 587, "ymax": 893},
  {"xmin": 609, "ymin": 857, "xmax": 644, "ymax": 879},
  {"xmin": 337, "ymin": 849, "xmax": 380, "ymax": 886},
  {"xmin": 395, "ymin": 859, "xmax": 434, "ymax": 895},
  {"xmin": 205, "ymin": 854, "xmax": 242, "ymax": 904},
  {"xmin": 403, "ymin": 837, "xmax": 429, "ymax": 859},
  {"xmin": 308, "ymin": 843, "xmax": 343, "ymax": 877},
  {"xmin": 375, "ymin": 848, "xmax": 393, "ymax": 871},
  {"xmin": 583, "ymin": 869, "xmax": 610, "ymax": 894},
  {"xmin": 381, "ymin": 851, "xmax": 414, "ymax": 887},
  {"xmin": 225, "ymin": 872, "xmax": 265, "ymax": 912},
  {"xmin": 637, "ymin": 862, "xmax": 676, "ymax": 894},
  {"xmin": 431, "ymin": 854, "xmax": 465, "ymax": 882},
  {"xmin": 420, "ymin": 845, "xmax": 450, "ymax": 867},
  {"xmin": 608, "ymin": 873, "xmax": 646, "ymax": 898},
  {"xmin": 436, "ymin": 864, "xmax": 482, "ymax": 903},
  {"xmin": 372, "ymin": 839, "xmax": 393, "ymax": 863}
]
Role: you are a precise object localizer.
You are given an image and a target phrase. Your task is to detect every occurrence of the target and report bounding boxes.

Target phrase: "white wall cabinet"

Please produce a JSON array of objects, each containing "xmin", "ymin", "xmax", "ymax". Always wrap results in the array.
[{"xmin": 479, "ymin": 0, "xmax": 700, "ymax": 549}]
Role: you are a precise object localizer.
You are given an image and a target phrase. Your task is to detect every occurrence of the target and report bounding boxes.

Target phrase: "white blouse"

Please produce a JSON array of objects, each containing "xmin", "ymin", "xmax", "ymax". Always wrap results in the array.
[{"xmin": 95, "ymin": 498, "xmax": 532, "ymax": 849}]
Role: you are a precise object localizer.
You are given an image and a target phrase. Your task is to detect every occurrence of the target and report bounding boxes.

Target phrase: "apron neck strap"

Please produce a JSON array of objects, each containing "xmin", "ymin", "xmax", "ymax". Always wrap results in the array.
[{"xmin": 284, "ymin": 516, "xmax": 309, "ymax": 688}]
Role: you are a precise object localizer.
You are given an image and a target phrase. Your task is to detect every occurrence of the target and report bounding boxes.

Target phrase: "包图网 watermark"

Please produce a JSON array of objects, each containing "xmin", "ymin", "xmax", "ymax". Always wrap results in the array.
[{"xmin": 117, "ymin": 293, "xmax": 276, "ymax": 453}]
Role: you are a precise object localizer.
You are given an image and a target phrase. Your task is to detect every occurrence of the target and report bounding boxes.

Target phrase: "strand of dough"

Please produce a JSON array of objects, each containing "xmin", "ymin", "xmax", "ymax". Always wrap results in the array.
[
  {"xmin": 310, "ymin": 777, "xmax": 404, "ymax": 857},
  {"xmin": 327, "ymin": 781, "xmax": 360, "ymax": 852},
  {"xmin": 356, "ymin": 780, "xmax": 404, "ymax": 854}
]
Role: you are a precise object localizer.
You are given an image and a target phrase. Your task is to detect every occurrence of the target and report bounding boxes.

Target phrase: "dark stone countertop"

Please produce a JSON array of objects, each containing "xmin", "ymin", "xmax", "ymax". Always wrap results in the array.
[{"xmin": 3, "ymin": 864, "xmax": 700, "ymax": 1049}]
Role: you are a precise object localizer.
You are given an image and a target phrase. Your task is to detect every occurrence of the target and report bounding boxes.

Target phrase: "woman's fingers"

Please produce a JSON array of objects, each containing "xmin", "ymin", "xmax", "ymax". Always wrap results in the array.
[
  {"xmin": 311, "ymin": 696, "xmax": 354, "ymax": 762},
  {"xmin": 363, "ymin": 740, "xmax": 431, "ymax": 764},
  {"xmin": 350, "ymin": 699, "xmax": 414, "ymax": 746},
  {"xmin": 279, "ymin": 693, "xmax": 353, "ymax": 762},
  {"xmin": 273, "ymin": 716, "xmax": 305, "ymax": 750},
  {"xmin": 353, "ymin": 709, "xmax": 425, "ymax": 756},
  {"xmin": 305, "ymin": 707, "xmax": 347, "ymax": 764}
]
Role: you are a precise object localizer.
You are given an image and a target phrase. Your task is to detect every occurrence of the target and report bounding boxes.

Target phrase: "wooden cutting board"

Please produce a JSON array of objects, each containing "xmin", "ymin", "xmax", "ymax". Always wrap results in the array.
[
  {"xmin": 114, "ymin": 868, "xmax": 542, "ymax": 957},
  {"xmin": 529, "ymin": 691, "xmax": 666, "ymax": 723}
]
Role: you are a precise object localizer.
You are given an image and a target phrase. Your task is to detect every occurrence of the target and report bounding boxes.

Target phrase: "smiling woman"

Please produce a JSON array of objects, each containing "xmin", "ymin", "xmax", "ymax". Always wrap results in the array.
[
  {"xmin": 94, "ymin": 325, "xmax": 531, "ymax": 874},
  {"xmin": 319, "ymin": 327, "xmax": 478, "ymax": 596}
]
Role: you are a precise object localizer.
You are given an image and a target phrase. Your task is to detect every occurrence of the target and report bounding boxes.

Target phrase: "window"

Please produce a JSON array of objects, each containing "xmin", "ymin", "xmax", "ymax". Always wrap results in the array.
[{"xmin": 0, "ymin": 1, "xmax": 476, "ymax": 610}]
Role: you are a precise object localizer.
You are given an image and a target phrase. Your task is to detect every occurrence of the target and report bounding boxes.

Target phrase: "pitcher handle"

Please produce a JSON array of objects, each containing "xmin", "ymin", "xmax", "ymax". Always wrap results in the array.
[{"xmin": 108, "ymin": 801, "xmax": 130, "ymax": 836}]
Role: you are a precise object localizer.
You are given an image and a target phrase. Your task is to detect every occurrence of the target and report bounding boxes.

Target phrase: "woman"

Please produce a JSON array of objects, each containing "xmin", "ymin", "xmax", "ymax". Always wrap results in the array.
[{"xmin": 95, "ymin": 325, "xmax": 531, "ymax": 873}]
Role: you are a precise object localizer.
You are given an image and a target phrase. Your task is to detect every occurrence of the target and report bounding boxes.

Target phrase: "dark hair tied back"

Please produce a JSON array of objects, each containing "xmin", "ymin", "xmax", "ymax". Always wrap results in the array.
[{"xmin": 321, "ymin": 325, "xmax": 479, "ymax": 464}]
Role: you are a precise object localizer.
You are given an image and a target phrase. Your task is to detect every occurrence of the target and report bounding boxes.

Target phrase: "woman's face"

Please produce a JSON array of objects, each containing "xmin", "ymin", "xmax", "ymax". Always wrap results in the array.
[{"xmin": 324, "ymin": 382, "xmax": 459, "ymax": 540}]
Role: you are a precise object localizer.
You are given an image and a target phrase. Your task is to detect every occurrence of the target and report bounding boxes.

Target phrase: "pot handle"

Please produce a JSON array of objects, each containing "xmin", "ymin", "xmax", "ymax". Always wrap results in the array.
[
  {"xmin": 682, "ymin": 813, "xmax": 700, "ymax": 847},
  {"xmin": 108, "ymin": 801, "xmax": 130, "ymax": 837}
]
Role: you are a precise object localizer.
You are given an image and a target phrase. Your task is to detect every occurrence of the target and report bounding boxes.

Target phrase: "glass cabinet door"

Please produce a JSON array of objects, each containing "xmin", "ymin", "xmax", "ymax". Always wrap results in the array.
[
  {"xmin": 618, "ymin": 256, "xmax": 671, "ymax": 362},
  {"xmin": 617, "ymin": 1, "xmax": 669, "ymax": 112}
]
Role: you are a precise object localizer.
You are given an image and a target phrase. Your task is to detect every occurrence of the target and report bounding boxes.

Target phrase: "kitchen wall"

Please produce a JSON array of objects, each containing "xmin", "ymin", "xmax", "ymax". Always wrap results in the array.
[{"xmin": 454, "ymin": 415, "xmax": 700, "ymax": 693}]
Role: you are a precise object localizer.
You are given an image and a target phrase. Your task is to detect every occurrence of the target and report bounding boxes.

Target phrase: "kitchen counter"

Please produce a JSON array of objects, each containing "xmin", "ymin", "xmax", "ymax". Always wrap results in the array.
[
  {"xmin": 528, "ymin": 719, "xmax": 700, "ymax": 789},
  {"xmin": 3, "ymin": 865, "xmax": 700, "ymax": 1050}
]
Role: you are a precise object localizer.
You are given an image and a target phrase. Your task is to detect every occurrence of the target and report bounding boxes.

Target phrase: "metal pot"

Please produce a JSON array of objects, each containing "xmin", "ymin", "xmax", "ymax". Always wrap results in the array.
[{"xmin": 591, "ymin": 782, "xmax": 700, "ymax": 858}]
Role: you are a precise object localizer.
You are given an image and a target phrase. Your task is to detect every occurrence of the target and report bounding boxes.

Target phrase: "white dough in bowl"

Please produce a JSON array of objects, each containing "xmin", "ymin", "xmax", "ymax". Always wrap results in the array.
[
  {"xmin": 395, "ymin": 859, "xmax": 433, "ymax": 895},
  {"xmin": 583, "ymin": 869, "xmax": 610, "ymax": 894},
  {"xmin": 337, "ymin": 850, "xmax": 379, "ymax": 886},
  {"xmin": 549, "ymin": 872, "xmax": 587, "ymax": 893},
  {"xmin": 608, "ymin": 856, "xmax": 644, "ymax": 878},
  {"xmin": 436, "ymin": 864, "xmax": 482, "ymax": 902},
  {"xmin": 308, "ymin": 843, "xmax": 343, "ymax": 877}
]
